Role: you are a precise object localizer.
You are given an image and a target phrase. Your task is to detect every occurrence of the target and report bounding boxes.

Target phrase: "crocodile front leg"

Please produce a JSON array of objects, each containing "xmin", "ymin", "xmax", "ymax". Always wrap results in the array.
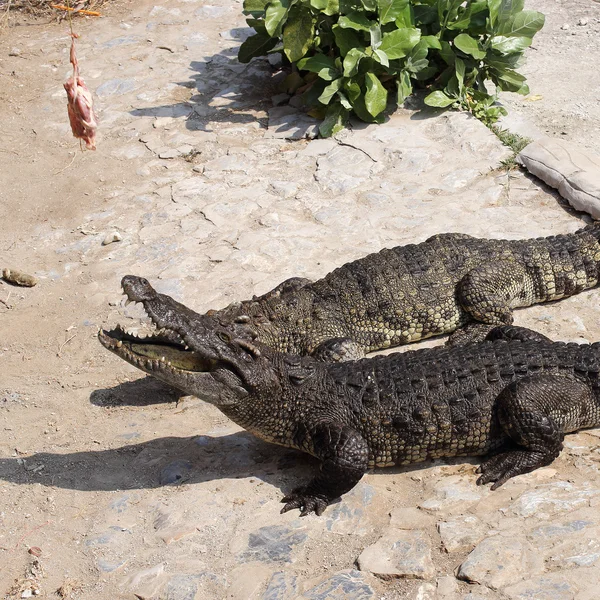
[
  {"xmin": 477, "ymin": 374, "xmax": 595, "ymax": 489},
  {"xmin": 458, "ymin": 260, "xmax": 529, "ymax": 325},
  {"xmin": 281, "ymin": 423, "xmax": 369, "ymax": 516}
]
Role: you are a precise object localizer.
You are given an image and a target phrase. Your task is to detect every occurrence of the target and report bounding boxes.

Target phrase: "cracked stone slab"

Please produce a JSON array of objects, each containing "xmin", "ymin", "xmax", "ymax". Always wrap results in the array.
[
  {"xmin": 357, "ymin": 529, "xmax": 434, "ymax": 580},
  {"xmin": 457, "ymin": 535, "xmax": 542, "ymax": 590},
  {"xmin": 265, "ymin": 106, "xmax": 319, "ymax": 140}
]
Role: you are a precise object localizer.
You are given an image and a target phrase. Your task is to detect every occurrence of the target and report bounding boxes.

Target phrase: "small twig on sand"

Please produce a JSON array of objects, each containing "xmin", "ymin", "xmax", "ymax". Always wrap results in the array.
[
  {"xmin": 0, "ymin": 289, "xmax": 12, "ymax": 309},
  {"xmin": 51, "ymin": 4, "xmax": 101, "ymax": 16},
  {"xmin": 54, "ymin": 151, "xmax": 78, "ymax": 174},
  {"xmin": 57, "ymin": 333, "xmax": 77, "ymax": 357}
]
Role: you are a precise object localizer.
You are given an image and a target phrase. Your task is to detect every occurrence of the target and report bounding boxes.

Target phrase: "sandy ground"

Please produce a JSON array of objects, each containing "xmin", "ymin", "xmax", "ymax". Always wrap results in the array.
[{"xmin": 1, "ymin": 0, "xmax": 600, "ymax": 598}]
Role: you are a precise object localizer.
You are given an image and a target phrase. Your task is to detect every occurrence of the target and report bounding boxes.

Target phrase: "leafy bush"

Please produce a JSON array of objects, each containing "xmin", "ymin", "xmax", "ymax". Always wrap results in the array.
[{"xmin": 238, "ymin": 0, "xmax": 544, "ymax": 136}]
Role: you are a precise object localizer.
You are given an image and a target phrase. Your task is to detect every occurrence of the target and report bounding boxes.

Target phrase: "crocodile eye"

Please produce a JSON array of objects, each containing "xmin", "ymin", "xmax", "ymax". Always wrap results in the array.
[
  {"xmin": 140, "ymin": 278, "xmax": 149, "ymax": 286},
  {"xmin": 217, "ymin": 331, "xmax": 231, "ymax": 343}
]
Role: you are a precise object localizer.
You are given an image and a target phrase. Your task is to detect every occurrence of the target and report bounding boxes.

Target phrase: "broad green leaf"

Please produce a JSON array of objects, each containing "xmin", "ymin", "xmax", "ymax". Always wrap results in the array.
[
  {"xmin": 238, "ymin": 33, "xmax": 278, "ymax": 62},
  {"xmin": 455, "ymin": 56, "xmax": 465, "ymax": 93},
  {"xmin": 377, "ymin": 0, "xmax": 409, "ymax": 25},
  {"xmin": 343, "ymin": 47, "xmax": 366, "ymax": 76},
  {"xmin": 490, "ymin": 35, "xmax": 532, "ymax": 54},
  {"xmin": 374, "ymin": 48, "xmax": 389, "ymax": 67},
  {"xmin": 370, "ymin": 24, "xmax": 382, "ymax": 49},
  {"xmin": 412, "ymin": 4, "xmax": 436, "ymax": 25},
  {"xmin": 345, "ymin": 79, "xmax": 361, "ymax": 102},
  {"xmin": 453, "ymin": 33, "xmax": 486, "ymax": 59},
  {"xmin": 439, "ymin": 40, "xmax": 455, "ymax": 65},
  {"xmin": 488, "ymin": 0, "xmax": 524, "ymax": 29},
  {"xmin": 351, "ymin": 94, "xmax": 386, "ymax": 123},
  {"xmin": 362, "ymin": 0, "xmax": 377, "ymax": 10},
  {"xmin": 265, "ymin": 0, "xmax": 293, "ymax": 36},
  {"xmin": 333, "ymin": 25, "xmax": 364, "ymax": 56},
  {"xmin": 424, "ymin": 90, "xmax": 456, "ymax": 107},
  {"xmin": 310, "ymin": 0, "xmax": 340, "ymax": 14},
  {"xmin": 297, "ymin": 54, "xmax": 339, "ymax": 80},
  {"xmin": 243, "ymin": 0, "xmax": 270, "ymax": 15},
  {"xmin": 405, "ymin": 39, "xmax": 429, "ymax": 73},
  {"xmin": 379, "ymin": 27, "xmax": 420, "ymax": 59},
  {"xmin": 283, "ymin": 8, "xmax": 314, "ymax": 62},
  {"xmin": 420, "ymin": 35, "xmax": 441, "ymax": 50},
  {"xmin": 414, "ymin": 65, "xmax": 438, "ymax": 81},
  {"xmin": 497, "ymin": 10, "xmax": 544, "ymax": 37},
  {"xmin": 364, "ymin": 72, "xmax": 387, "ymax": 116},
  {"xmin": 318, "ymin": 78, "xmax": 344, "ymax": 104},
  {"xmin": 319, "ymin": 102, "xmax": 348, "ymax": 137},
  {"xmin": 246, "ymin": 17, "xmax": 268, "ymax": 35},
  {"xmin": 394, "ymin": 4, "xmax": 414, "ymax": 28},
  {"xmin": 338, "ymin": 91, "xmax": 353, "ymax": 109},
  {"xmin": 396, "ymin": 69, "xmax": 412, "ymax": 104},
  {"xmin": 338, "ymin": 11, "xmax": 373, "ymax": 32}
]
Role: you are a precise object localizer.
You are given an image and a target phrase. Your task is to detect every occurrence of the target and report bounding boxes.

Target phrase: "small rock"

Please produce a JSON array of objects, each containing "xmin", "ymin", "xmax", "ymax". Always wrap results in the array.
[
  {"xmin": 561, "ymin": 23, "xmax": 570, "ymax": 30},
  {"xmin": 28, "ymin": 547, "xmax": 42, "ymax": 557},
  {"xmin": 268, "ymin": 53, "xmax": 283, "ymax": 68},
  {"xmin": 9, "ymin": 47, "xmax": 21, "ymax": 56},
  {"xmin": 102, "ymin": 232, "xmax": 122, "ymax": 246},
  {"xmin": 2, "ymin": 268, "xmax": 37, "ymax": 287},
  {"xmin": 357, "ymin": 529, "xmax": 435, "ymax": 580},
  {"xmin": 435, "ymin": 576, "xmax": 458, "ymax": 598},
  {"xmin": 578, "ymin": 18, "xmax": 588, "ymax": 26}
]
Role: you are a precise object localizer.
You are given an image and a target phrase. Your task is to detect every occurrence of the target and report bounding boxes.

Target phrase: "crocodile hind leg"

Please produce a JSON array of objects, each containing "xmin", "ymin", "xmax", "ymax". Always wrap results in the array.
[
  {"xmin": 311, "ymin": 338, "xmax": 365, "ymax": 362},
  {"xmin": 485, "ymin": 325, "xmax": 553, "ymax": 344},
  {"xmin": 477, "ymin": 374, "xmax": 595, "ymax": 489},
  {"xmin": 458, "ymin": 260, "xmax": 530, "ymax": 325},
  {"xmin": 280, "ymin": 423, "xmax": 369, "ymax": 515}
]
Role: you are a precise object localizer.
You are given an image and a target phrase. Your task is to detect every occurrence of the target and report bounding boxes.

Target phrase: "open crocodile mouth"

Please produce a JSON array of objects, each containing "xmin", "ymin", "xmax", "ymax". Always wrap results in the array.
[{"xmin": 98, "ymin": 324, "xmax": 217, "ymax": 374}]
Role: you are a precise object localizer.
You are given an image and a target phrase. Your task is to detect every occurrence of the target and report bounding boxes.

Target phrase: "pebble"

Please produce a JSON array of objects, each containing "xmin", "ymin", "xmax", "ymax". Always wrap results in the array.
[
  {"xmin": 2, "ymin": 268, "xmax": 37, "ymax": 287},
  {"xmin": 561, "ymin": 23, "xmax": 570, "ymax": 30},
  {"xmin": 9, "ymin": 47, "xmax": 21, "ymax": 56},
  {"xmin": 102, "ymin": 231, "xmax": 122, "ymax": 246},
  {"xmin": 357, "ymin": 529, "xmax": 434, "ymax": 579},
  {"xmin": 578, "ymin": 18, "xmax": 588, "ymax": 26}
]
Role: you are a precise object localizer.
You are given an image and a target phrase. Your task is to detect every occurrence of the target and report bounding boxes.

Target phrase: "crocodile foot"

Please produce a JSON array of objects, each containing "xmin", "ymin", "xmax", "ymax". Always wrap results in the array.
[
  {"xmin": 280, "ymin": 489, "xmax": 329, "ymax": 516},
  {"xmin": 476, "ymin": 449, "xmax": 551, "ymax": 490}
]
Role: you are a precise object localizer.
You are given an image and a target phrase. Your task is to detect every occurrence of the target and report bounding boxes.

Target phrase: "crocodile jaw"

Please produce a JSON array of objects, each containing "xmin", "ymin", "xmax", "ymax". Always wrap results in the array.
[{"xmin": 99, "ymin": 326, "xmax": 249, "ymax": 405}]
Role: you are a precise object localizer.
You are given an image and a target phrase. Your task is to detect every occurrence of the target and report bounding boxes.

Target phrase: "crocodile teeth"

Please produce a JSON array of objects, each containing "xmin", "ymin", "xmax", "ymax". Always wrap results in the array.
[
  {"xmin": 184, "ymin": 345, "xmax": 189, "ymax": 350},
  {"xmin": 116, "ymin": 340, "xmax": 123, "ymax": 348}
]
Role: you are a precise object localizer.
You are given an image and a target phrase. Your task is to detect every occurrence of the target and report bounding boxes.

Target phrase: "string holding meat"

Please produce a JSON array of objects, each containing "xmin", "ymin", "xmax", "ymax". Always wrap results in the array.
[{"xmin": 64, "ymin": 34, "xmax": 98, "ymax": 150}]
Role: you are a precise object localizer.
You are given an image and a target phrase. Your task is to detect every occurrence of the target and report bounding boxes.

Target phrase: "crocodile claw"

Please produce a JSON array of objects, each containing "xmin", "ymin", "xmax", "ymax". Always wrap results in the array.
[{"xmin": 280, "ymin": 490, "xmax": 329, "ymax": 516}]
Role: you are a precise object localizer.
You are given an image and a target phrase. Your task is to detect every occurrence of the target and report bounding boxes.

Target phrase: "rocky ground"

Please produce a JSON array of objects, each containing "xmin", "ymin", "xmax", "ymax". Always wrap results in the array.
[{"xmin": 1, "ymin": 0, "xmax": 600, "ymax": 598}]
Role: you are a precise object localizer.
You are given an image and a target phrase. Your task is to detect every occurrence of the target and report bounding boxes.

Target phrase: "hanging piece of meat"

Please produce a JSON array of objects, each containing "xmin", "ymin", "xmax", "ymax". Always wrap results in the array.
[{"xmin": 64, "ymin": 34, "xmax": 98, "ymax": 150}]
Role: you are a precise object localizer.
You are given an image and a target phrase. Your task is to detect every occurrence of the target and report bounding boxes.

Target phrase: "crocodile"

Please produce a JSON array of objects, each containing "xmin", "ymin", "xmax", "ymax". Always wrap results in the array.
[
  {"xmin": 98, "ymin": 276, "xmax": 600, "ymax": 516},
  {"xmin": 176, "ymin": 223, "xmax": 600, "ymax": 360}
]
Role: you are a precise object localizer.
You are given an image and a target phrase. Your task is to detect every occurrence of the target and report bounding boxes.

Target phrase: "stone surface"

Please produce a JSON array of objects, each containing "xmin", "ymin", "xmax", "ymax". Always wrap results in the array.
[
  {"xmin": 241, "ymin": 525, "xmax": 308, "ymax": 563},
  {"xmin": 437, "ymin": 516, "xmax": 488, "ymax": 553},
  {"xmin": 3, "ymin": 0, "xmax": 600, "ymax": 597},
  {"xmin": 357, "ymin": 529, "xmax": 435, "ymax": 580},
  {"xmin": 457, "ymin": 536, "xmax": 541, "ymax": 590},
  {"xmin": 302, "ymin": 570, "xmax": 375, "ymax": 599}
]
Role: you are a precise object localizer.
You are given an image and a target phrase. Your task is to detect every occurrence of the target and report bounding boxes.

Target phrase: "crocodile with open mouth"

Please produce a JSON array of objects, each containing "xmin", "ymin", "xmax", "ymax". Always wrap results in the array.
[
  {"xmin": 99, "ymin": 276, "xmax": 600, "ymax": 516},
  {"xmin": 160, "ymin": 223, "xmax": 600, "ymax": 360}
]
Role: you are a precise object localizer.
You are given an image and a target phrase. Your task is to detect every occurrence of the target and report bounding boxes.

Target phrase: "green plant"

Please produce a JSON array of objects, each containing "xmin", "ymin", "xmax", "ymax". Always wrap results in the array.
[
  {"xmin": 238, "ymin": 0, "xmax": 544, "ymax": 136},
  {"xmin": 490, "ymin": 125, "xmax": 532, "ymax": 170}
]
